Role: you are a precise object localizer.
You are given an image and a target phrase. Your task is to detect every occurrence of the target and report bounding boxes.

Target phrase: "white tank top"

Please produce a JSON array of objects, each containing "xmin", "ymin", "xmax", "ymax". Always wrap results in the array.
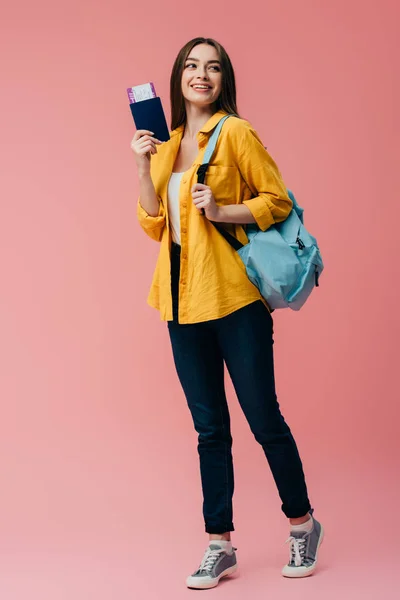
[{"xmin": 167, "ymin": 172, "xmax": 184, "ymax": 245}]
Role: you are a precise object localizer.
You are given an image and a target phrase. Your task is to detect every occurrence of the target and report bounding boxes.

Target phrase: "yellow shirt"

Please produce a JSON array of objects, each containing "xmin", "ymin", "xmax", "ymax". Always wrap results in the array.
[{"xmin": 137, "ymin": 109, "xmax": 293, "ymax": 324}]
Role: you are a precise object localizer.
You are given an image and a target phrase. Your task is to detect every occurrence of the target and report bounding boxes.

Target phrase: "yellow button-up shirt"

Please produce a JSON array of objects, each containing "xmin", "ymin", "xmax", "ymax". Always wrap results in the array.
[{"xmin": 137, "ymin": 109, "xmax": 293, "ymax": 324}]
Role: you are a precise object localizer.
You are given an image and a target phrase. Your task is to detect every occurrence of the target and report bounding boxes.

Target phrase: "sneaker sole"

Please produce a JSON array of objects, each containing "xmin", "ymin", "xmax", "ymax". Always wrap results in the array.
[
  {"xmin": 186, "ymin": 563, "xmax": 238, "ymax": 589},
  {"xmin": 282, "ymin": 523, "xmax": 324, "ymax": 578}
]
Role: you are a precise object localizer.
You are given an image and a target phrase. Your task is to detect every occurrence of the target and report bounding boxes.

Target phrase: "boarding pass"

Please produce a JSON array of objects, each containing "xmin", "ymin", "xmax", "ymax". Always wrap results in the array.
[{"xmin": 127, "ymin": 82, "xmax": 157, "ymax": 103}]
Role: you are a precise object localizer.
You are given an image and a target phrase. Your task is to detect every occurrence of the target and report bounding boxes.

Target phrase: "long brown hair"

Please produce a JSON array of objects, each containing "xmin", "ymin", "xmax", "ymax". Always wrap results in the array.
[{"xmin": 170, "ymin": 37, "xmax": 240, "ymax": 131}]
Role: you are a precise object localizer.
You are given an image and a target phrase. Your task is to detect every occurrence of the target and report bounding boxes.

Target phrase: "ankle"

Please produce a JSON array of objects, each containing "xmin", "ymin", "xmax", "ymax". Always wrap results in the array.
[{"xmin": 209, "ymin": 533, "xmax": 231, "ymax": 542}]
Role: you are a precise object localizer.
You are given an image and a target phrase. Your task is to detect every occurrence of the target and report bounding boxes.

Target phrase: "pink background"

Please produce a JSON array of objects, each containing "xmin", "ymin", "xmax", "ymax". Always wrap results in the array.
[{"xmin": 1, "ymin": 1, "xmax": 399, "ymax": 598}]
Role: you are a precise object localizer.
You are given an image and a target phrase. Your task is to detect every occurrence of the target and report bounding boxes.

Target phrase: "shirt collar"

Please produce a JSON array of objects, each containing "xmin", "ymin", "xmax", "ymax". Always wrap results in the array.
[{"xmin": 170, "ymin": 109, "xmax": 229, "ymax": 137}]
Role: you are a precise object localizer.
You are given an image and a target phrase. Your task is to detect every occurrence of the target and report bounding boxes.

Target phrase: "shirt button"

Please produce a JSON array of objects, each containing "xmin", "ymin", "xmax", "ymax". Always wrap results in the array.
[
  {"xmin": 181, "ymin": 280, "xmax": 186, "ymax": 285},
  {"xmin": 182, "ymin": 253, "xmax": 187, "ymax": 259},
  {"xmin": 181, "ymin": 228, "xmax": 187, "ymax": 234}
]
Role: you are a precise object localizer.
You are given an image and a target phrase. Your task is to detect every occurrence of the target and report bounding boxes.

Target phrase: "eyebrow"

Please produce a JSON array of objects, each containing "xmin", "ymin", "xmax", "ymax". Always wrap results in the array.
[{"xmin": 185, "ymin": 57, "xmax": 221, "ymax": 64}]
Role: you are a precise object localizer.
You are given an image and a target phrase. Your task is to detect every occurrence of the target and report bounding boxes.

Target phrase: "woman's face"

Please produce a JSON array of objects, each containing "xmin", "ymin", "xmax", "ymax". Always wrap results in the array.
[{"xmin": 181, "ymin": 43, "xmax": 222, "ymax": 108}]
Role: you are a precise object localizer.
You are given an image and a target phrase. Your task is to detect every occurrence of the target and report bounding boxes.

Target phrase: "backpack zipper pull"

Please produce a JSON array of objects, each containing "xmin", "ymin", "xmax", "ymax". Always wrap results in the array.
[{"xmin": 315, "ymin": 269, "xmax": 320, "ymax": 287}]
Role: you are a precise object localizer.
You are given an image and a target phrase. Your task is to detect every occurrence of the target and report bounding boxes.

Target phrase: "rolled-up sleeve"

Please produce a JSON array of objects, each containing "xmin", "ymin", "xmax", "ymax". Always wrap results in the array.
[
  {"xmin": 137, "ymin": 197, "xmax": 166, "ymax": 242},
  {"xmin": 234, "ymin": 121, "xmax": 293, "ymax": 231}
]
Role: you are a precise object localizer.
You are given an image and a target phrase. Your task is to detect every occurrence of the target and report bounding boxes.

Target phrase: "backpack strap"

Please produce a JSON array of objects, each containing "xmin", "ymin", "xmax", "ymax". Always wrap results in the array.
[{"xmin": 196, "ymin": 115, "xmax": 244, "ymax": 251}]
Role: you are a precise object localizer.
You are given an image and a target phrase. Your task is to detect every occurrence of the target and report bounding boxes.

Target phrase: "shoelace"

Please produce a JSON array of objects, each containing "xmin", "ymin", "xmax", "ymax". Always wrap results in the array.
[
  {"xmin": 199, "ymin": 547, "xmax": 223, "ymax": 573},
  {"xmin": 284, "ymin": 535, "xmax": 307, "ymax": 567}
]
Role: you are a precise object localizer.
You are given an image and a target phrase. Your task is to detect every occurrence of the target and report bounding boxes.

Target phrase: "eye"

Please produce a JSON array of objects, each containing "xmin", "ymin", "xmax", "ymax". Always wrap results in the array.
[{"xmin": 184, "ymin": 63, "xmax": 220, "ymax": 71}]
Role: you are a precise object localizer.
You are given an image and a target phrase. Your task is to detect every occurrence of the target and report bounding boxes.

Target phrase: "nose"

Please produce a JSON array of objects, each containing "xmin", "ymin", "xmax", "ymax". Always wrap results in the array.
[{"xmin": 198, "ymin": 65, "xmax": 209, "ymax": 79}]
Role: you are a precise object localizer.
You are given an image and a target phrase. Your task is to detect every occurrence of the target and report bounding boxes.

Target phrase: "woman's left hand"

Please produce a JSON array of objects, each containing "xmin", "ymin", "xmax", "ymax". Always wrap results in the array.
[{"xmin": 191, "ymin": 183, "xmax": 221, "ymax": 221}]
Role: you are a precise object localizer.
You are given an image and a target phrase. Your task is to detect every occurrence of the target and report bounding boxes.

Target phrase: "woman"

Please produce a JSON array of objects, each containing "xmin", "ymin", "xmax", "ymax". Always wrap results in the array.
[{"xmin": 131, "ymin": 37, "xmax": 324, "ymax": 589}]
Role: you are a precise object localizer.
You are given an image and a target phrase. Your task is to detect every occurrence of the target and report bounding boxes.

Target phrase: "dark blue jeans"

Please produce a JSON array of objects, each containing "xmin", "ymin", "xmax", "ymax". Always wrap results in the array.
[{"xmin": 168, "ymin": 242, "xmax": 311, "ymax": 533}]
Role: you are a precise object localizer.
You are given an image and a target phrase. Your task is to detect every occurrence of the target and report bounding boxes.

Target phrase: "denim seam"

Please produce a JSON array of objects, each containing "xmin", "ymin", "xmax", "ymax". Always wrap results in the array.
[{"xmin": 218, "ymin": 401, "xmax": 230, "ymax": 531}]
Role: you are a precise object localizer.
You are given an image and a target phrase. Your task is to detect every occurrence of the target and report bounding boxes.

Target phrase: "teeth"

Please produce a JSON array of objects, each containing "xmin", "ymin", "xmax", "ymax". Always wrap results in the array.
[{"xmin": 193, "ymin": 86, "xmax": 210, "ymax": 89}]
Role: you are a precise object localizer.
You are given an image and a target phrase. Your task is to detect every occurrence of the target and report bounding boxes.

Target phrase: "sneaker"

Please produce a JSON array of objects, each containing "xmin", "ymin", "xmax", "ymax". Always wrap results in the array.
[
  {"xmin": 282, "ymin": 508, "xmax": 324, "ymax": 578},
  {"xmin": 186, "ymin": 542, "xmax": 238, "ymax": 589}
]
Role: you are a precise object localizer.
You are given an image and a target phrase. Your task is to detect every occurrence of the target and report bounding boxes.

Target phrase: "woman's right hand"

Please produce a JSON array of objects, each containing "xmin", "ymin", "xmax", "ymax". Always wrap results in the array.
[{"xmin": 130, "ymin": 130, "xmax": 162, "ymax": 175}]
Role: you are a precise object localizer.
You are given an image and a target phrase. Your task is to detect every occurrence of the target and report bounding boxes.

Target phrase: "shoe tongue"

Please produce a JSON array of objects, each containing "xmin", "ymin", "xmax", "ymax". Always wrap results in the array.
[{"xmin": 290, "ymin": 530, "xmax": 308, "ymax": 539}]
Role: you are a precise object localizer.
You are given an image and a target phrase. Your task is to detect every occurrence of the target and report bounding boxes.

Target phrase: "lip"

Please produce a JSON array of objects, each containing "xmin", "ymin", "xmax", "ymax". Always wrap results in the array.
[{"xmin": 191, "ymin": 84, "xmax": 212, "ymax": 91}]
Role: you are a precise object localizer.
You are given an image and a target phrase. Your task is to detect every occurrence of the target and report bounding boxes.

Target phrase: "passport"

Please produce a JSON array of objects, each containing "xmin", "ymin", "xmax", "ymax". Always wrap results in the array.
[{"xmin": 128, "ymin": 84, "xmax": 170, "ymax": 142}]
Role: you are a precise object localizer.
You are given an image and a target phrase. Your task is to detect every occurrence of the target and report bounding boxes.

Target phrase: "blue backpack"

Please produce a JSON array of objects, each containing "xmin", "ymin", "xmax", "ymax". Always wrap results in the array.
[{"xmin": 196, "ymin": 115, "xmax": 324, "ymax": 311}]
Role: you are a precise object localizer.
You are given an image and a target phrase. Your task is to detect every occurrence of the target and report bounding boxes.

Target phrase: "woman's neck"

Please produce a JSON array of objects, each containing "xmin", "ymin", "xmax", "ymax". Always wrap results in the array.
[{"xmin": 183, "ymin": 103, "xmax": 216, "ymax": 140}]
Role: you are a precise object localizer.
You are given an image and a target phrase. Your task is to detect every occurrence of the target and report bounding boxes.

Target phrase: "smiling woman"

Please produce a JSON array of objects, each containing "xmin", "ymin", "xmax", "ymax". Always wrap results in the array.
[
  {"xmin": 169, "ymin": 38, "xmax": 238, "ymax": 132},
  {"xmin": 130, "ymin": 36, "xmax": 324, "ymax": 590}
]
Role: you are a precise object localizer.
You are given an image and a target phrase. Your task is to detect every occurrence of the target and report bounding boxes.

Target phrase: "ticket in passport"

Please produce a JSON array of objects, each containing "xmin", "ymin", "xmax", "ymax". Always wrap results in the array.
[{"xmin": 127, "ymin": 82, "xmax": 157, "ymax": 103}]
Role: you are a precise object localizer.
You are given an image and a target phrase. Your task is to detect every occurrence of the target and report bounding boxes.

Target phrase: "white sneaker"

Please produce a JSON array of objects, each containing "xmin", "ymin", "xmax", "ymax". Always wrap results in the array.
[
  {"xmin": 282, "ymin": 509, "xmax": 324, "ymax": 578},
  {"xmin": 186, "ymin": 542, "xmax": 238, "ymax": 589}
]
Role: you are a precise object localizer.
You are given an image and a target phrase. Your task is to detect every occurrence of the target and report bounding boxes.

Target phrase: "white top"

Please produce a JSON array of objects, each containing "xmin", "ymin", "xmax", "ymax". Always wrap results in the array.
[{"xmin": 167, "ymin": 172, "xmax": 184, "ymax": 245}]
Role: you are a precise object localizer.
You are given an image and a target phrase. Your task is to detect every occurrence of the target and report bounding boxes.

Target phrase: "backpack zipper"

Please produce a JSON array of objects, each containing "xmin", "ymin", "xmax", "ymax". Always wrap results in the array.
[{"xmin": 296, "ymin": 237, "xmax": 305, "ymax": 250}]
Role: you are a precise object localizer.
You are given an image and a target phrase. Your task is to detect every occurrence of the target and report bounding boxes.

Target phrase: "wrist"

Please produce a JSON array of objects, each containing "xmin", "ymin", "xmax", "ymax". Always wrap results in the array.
[{"xmin": 138, "ymin": 170, "xmax": 151, "ymax": 181}]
